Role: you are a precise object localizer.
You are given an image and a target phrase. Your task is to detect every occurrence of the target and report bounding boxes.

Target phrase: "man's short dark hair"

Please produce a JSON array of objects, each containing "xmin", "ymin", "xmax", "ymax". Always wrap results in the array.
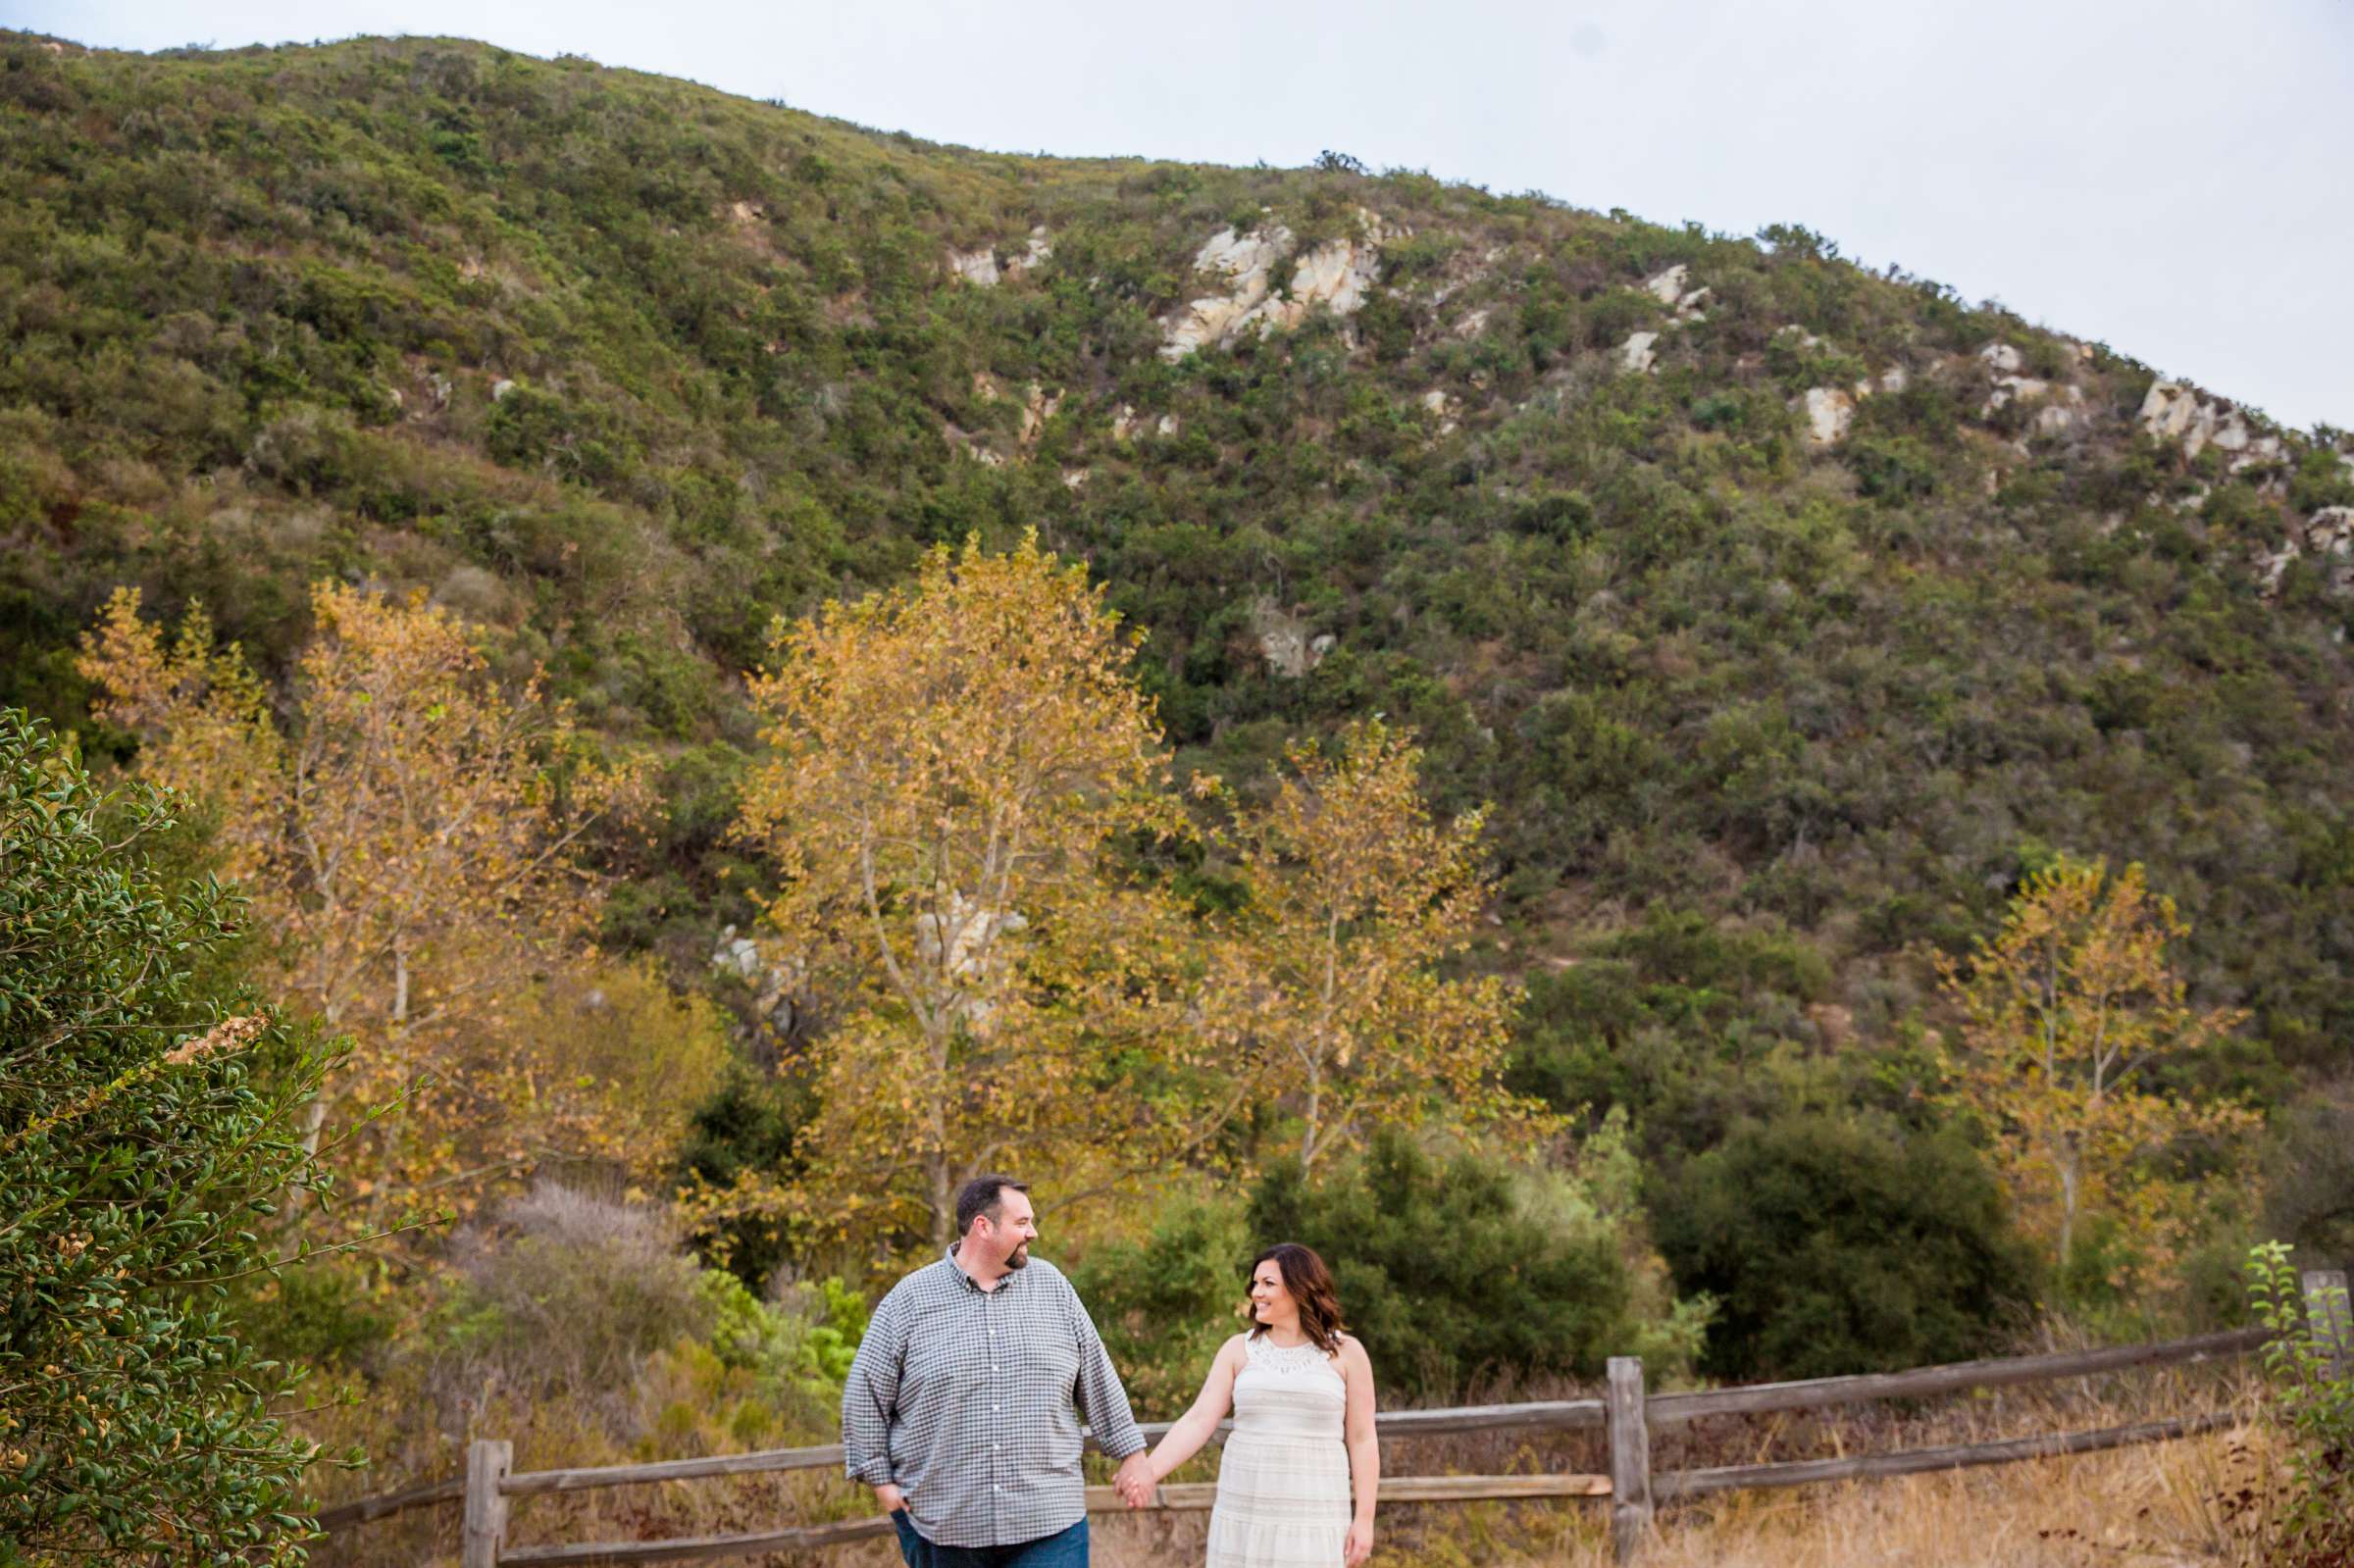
[{"xmin": 955, "ymin": 1174, "xmax": 1029, "ymax": 1236}]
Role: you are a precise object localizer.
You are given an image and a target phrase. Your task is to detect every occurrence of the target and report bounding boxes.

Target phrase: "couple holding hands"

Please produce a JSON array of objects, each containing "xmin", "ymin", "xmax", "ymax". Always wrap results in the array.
[{"xmin": 843, "ymin": 1175, "xmax": 1381, "ymax": 1568}]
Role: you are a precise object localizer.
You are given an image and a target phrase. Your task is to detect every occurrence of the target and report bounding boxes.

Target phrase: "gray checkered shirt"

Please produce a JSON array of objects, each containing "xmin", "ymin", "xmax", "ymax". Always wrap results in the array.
[{"xmin": 842, "ymin": 1248, "xmax": 1145, "ymax": 1548}]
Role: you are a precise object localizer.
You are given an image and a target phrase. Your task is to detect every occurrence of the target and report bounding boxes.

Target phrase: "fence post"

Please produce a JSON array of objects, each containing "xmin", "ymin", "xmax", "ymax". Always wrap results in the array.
[
  {"xmin": 2305, "ymin": 1268, "xmax": 2351, "ymax": 1379},
  {"xmin": 1608, "ymin": 1356, "xmax": 1652, "ymax": 1562},
  {"xmin": 462, "ymin": 1437, "xmax": 512, "ymax": 1568}
]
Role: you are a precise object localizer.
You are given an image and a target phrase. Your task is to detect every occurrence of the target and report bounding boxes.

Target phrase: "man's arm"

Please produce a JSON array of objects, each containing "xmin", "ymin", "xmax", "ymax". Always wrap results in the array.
[
  {"xmin": 841, "ymin": 1288, "xmax": 907, "ymax": 1511},
  {"xmin": 1065, "ymin": 1278, "xmax": 1151, "ymax": 1502}
]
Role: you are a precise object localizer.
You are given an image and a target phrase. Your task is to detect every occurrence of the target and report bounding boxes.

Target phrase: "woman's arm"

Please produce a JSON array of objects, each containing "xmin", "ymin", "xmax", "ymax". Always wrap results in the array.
[
  {"xmin": 1340, "ymin": 1338, "xmax": 1379, "ymax": 1568},
  {"xmin": 1142, "ymin": 1336, "xmax": 1246, "ymax": 1486}
]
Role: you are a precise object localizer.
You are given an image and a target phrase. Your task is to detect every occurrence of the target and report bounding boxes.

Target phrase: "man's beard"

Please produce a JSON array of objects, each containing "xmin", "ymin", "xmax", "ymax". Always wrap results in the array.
[{"xmin": 1005, "ymin": 1241, "xmax": 1030, "ymax": 1270}]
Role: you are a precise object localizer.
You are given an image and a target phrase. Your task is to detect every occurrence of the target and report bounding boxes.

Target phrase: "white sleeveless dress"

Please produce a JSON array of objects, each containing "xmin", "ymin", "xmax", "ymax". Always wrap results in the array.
[{"xmin": 1204, "ymin": 1335, "xmax": 1352, "ymax": 1568}]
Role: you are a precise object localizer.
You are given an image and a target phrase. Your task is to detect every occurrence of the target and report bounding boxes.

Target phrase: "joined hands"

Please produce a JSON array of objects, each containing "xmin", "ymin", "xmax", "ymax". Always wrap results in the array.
[{"xmin": 1112, "ymin": 1452, "xmax": 1156, "ymax": 1509}]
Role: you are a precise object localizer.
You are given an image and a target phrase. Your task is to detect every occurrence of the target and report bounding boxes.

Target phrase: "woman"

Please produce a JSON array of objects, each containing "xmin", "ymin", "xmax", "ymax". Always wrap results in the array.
[{"xmin": 1124, "ymin": 1243, "xmax": 1378, "ymax": 1567}]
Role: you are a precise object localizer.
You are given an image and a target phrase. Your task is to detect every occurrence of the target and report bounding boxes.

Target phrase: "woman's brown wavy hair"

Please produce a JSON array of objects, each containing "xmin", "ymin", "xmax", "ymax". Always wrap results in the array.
[{"xmin": 1245, "ymin": 1242, "xmax": 1347, "ymax": 1355}]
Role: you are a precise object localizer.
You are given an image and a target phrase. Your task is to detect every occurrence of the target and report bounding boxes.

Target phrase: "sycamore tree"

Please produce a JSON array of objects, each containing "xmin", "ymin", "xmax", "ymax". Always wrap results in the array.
[
  {"xmin": 725, "ymin": 533, "xmax": 1203, "ymax": 1248},
  {"xmin": 1208, "ymin": 719, "xmax": 1536, "ymax": 1174},
  {"xmin": 77, "ymin": 584, "xmax": 682, "ymax": 1245},
  {"xmin": 1935, "ymin": 856, "xmax": 2257, "ymax": 1288}
]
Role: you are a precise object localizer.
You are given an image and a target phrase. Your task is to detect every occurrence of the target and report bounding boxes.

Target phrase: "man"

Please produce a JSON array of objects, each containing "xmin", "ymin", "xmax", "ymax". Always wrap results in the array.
[{"xmin": 844, "ymin": 1175, "xmax": 1154, "ymax": 1568}]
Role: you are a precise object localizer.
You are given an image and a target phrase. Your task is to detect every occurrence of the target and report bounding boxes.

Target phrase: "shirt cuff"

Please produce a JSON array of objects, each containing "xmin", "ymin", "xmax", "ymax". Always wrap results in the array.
[
  {"xmin": 1100, "ymin": 1433, "xmax": 1148, "ymax": 1461},
  {"xmin": 848, "ymin": 1460, "xmax": 896, "ymax": 1486}
]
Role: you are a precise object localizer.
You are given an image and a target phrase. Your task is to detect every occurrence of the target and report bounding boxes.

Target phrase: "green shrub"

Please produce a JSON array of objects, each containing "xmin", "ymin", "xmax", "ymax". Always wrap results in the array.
[
  {"xmin": 2244, "ymin": 1240, "xmax": 2354, "ymax": 1563},
  {"xmin": 1652, "ymin": 1109, "xmax": 2037, "ymax": 1379},
  {"xmin": 1249, "ymin": 1133, "xmax": 1646, "ymax": 1399},
  {"xmin": 1071, "ymin": 1192, "xmax": 1255, "ymax": 1419},
  {"xmin": 0, "ymin": 710, "xmax": 336, "ymax": 1561}
]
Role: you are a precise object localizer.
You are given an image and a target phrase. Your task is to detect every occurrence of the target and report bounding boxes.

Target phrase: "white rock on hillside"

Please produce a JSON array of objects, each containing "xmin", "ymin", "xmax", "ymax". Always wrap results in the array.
[
  {"xmin": 1978, "ymin": 341, "xmax": 2024, "ymax": 375},
  {"xmin": 1620, "ymin": 331, "xmax": 1661, "ymax": 375},
  {"xmin": 1642, "ymin": 264, "xmax": 1712, "ymax": 323},
  {"xmin": 1159, "ymin": 211, "xmax": 1390, "ymax": 361},
  {"xmin": 710, "ymin": 925, "xmax": 805, "ymax": 1036},
  {"xmin": 1800, "ymin": 386, "xmax": 1856, "ymax": 447},
  {"xmin": 947, "ymin": 244, "xmax": 1001, "ymax": 286},
  {"xmin": 2258, "ymin": 507, "xmax": 2354, "ymax": 600},
  {"xmin": 2137, "ymin": 379, "xmax": 2282, "ymax": 468},
  {"xmin": 1018, "ymin": 383, "xmax": 1060, "ymax": 448},
  {"xmin": 1420, "ymin": 387, "xmax": 1459, "ymax": 433},
  {"xmin": 1004, "ymin": 226, "xmax": 1053, "ymax": 279},
  {"xmin": 1250, "ymin": 598, "xmax": 1330, "ymax": 679}
]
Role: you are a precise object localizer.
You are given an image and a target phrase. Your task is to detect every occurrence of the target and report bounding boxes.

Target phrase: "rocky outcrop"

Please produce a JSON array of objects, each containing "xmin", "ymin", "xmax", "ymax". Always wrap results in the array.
[
  {"xmin": 1643, "ymin": 263, "xmax": 1712, "ymax": 323},
  {"xmin": 2258, "ymin": 507, "xmax": 2354, "ymax": 600},
  {"xmin": 1800, "ymin": 386, "xmax": 1856, "ymax": 447},
  {"xmin": 1974, "ymin": 342, "xmax": 2091, "ymax": 437},
  {"xmin": 1017, "ymin": 383, "xmax": 1060, "ymax": 449},
  {"xmin": 956, "ymin": 377, "xmax": 1057, "ymax": 461},
  {"xmin": 1620, "ymin": 330, "xmax": 1661, "ymax": 375},
  {"xmin": 1004, "ymin": 226, "xmax": 1052, "ymax": 280},
  {"xmin": 1250, "ymin": 598, "xmax": 1333, "ymax": 679},
  {"xmin": 913, "ymin": 893, "xmax": 1026, "ymax": 1032},
  {"xmin": 1111, "ymin": 405, "xmax": 1179, "ymax": 441},
  {"xmin": 2138, "ymin": 379, "xmax": 2285, "ymax": 469},
  {"xmin": 1160, "ymin": 210, "xmax": 1391, "ymax": 360},
  {"xmin": 711, "ymin": 925, "xmax": 806, "ymax": 1040},
  {"xmin": 1420, "ymin": 388, "xmax": 1459, "ymax": 433},
  {"xmin": 945, "ymin": 227, "xmax": 1053, "ymax": 287},
  {"xmin": 947, "ymin": 245, "xmax": 1001, "ymax": 286},
  {"xmin": 1789, "ymin": 359, "xmax": 1904, "ymax": 448}
]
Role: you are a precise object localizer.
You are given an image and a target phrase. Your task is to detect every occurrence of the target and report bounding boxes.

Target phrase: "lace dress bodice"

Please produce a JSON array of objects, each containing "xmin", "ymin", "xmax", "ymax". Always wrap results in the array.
[{"xmin": 1230, "ymin": 1334, "xmax": 1348, "ymax": 1442}]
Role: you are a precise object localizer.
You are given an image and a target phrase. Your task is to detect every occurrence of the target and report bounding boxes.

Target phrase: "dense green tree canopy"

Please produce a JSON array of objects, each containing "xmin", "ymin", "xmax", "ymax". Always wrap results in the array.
[{"xmin": 0, "ymin": 711, "xmax": 335, "ymax": 1562}]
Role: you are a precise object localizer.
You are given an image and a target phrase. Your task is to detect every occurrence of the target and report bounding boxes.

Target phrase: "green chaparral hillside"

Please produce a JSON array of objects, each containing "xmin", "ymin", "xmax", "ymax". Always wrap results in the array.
[{"xmin": 5, "ymin": 30, "xmax": 2351, "ymax": 1225}]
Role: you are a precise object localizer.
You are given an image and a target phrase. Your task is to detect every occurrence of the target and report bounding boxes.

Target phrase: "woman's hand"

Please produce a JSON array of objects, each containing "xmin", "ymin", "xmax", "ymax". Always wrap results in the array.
[{"xmin": 1344, "ymin": 1519, "xmax": 1374, "ymax": 1566}]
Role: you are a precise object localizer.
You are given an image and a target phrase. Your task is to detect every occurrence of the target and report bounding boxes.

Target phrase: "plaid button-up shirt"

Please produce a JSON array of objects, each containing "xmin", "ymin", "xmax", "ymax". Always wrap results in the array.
[{"xmin": 842, "ymin": 1249, "xmax": 1146, "ymax": 1548}]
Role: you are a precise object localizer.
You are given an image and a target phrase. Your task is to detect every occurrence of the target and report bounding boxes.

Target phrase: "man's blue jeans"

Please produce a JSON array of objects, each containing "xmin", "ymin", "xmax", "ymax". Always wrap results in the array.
[{"xmin": 890, "ymin": 1510, "xmax": 1089, "ymax": 1568}]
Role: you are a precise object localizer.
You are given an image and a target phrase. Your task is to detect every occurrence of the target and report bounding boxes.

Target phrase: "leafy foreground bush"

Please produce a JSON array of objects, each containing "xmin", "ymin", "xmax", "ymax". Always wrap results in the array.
[
  {"xmin": 1653, "ymin": 1108, "xmax": 2039, "ymax": 1379},
  {"xmin": 0, "ymin": 710, "xmax": 336, "ymax": 1562},
  {"xmin": 2244, "ymin": 1241, "xmax": 2354, "ymax": 1566}
]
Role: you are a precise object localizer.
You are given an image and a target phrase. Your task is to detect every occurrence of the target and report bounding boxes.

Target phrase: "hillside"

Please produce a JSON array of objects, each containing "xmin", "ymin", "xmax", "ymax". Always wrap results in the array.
[{"xmin": 5, "ymin": 27, "xmax": 2351, "ymax": 1180}]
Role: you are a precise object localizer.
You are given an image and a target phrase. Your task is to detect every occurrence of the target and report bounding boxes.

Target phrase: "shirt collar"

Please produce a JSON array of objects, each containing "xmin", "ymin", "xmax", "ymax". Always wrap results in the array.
[{"xmin": 946, "ymin": 1240, "xmax": 1018, "ymax": 1292}]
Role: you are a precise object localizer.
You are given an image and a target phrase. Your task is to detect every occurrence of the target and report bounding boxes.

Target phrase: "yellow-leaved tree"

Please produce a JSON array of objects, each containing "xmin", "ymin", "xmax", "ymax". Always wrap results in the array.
[
  {"xmin": 1209, "ymin": 719, "xmax": 1538, "ymax": 1174},
  {"xmin": 728, "ymin": 533, "xmax": 1201, "ymax": 1247},
  {"xmin": 1935, "ymin": 856, "xmax": 2257, "ymax": 1289},
  {"xmin": 78, "ymin": 583, "xmax": 695, "ymax": 1242}
]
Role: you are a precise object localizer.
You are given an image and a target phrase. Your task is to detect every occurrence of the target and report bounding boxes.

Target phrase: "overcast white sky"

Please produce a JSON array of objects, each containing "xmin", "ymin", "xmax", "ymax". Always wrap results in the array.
[{"xmin": 16, "ymin": 0, "xmax": 2352, "ymax": 431}]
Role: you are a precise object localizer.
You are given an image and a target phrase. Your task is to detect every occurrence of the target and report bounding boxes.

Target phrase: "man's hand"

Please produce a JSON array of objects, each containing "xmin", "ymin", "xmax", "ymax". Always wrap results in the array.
[
  {"xmin": 873, "ymin": 1483, "xmax": 906, "ymax": 1517},
  {"xmin": 1112, "ymin": 1452, "xmax": 1155, "ymax": 1509}
]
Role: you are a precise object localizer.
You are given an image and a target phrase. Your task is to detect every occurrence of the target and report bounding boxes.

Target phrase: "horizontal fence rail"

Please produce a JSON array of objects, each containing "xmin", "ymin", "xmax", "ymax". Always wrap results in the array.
[
  {"xmin": 303, "ymin": 1266, "xmax": 2348, "ymax": 1568},
  {"xmin": 1645, "ymin": 1326, "xmax": 2268, "ymax": 1426},
  {"xmin": 1653, "ymin": 1410, "xmax": 2240, "ymax": 1501}
]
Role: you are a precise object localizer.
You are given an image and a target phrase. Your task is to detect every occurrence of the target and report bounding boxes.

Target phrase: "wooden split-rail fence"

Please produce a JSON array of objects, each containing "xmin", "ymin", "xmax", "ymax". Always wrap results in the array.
[{"xmin": 317, "ymin": 1266, "xmax": 2350, "ymax": 1566}]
